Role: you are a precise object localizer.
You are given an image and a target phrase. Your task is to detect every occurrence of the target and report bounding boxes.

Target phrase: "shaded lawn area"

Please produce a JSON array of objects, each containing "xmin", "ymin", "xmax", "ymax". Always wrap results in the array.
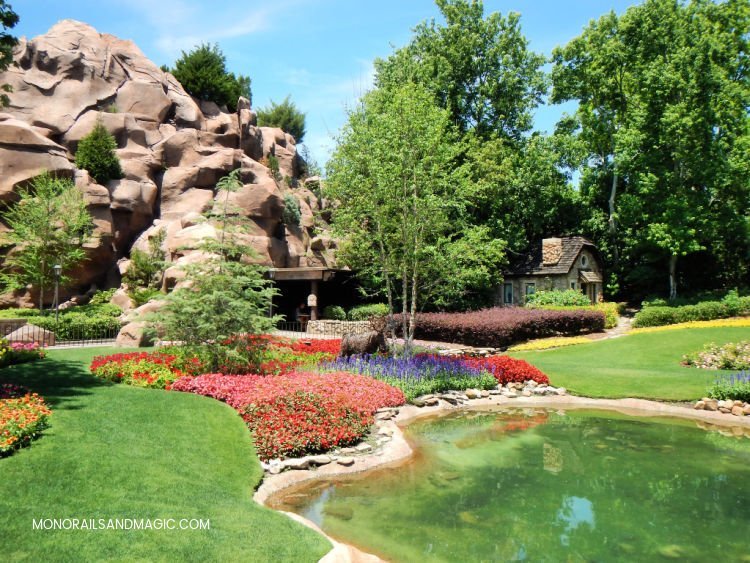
[
  {"xmin": 510, "ymin": 327, "xmax": 750, "ymax": 401},
  {"xmin": 0, "ymin": 347, "xmax": 330, "ymax": 562}
]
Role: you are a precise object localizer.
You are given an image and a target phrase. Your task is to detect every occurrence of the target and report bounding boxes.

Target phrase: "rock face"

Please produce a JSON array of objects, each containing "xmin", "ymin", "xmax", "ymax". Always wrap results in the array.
[{"xmin": 0, "ymin": 20, "xmax": 334, "ymax": 305}]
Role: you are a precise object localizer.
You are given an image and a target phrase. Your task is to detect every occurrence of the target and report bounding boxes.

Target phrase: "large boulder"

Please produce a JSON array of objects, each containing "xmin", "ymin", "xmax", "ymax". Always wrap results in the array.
[
  {"xmin": 5, "ymin": 324, "xmax": 56, "ymax": 346},
  {"xmin": 115, "ymin": 321, "xmax": 151, "ymax": 347},
  {"xmin": 0, "ymin": 116, "xmax": 74, "ymax": 203}
]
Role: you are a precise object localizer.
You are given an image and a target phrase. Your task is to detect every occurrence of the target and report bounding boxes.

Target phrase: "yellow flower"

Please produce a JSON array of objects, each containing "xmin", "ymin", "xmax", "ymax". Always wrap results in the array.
[
  {"xmin": 508, "ymin": 336, "xmax": 592, "ymax": 351},
  {"xmin": 631, "ymin": 317, "xmax": 750, "ymax": 334}
]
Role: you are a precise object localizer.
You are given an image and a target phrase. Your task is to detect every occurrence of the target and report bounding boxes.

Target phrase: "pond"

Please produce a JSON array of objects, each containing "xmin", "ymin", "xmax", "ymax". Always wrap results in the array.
[{"xmin": 270, "ymin": 408, "xmax": 750, "ymax": 562}]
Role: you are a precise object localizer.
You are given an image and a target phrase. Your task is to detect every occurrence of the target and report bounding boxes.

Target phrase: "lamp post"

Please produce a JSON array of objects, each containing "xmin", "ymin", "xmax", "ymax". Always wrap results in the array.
[{"xmin": 53, "ymin": 264, "xmax": 62, "ymax": 323}]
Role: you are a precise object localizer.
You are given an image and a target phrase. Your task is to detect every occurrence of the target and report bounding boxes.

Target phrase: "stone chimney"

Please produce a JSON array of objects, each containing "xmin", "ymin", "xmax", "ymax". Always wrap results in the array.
[{"xmin": 542, "ymin": 238, "xmax": 563, "ymax": 266}]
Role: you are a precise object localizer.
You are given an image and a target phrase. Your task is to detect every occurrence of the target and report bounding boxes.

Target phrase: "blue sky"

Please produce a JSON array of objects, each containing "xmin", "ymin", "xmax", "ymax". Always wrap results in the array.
[{"xmin": 14, "ymin": 0, "xmax": 637, "ymax": 167}]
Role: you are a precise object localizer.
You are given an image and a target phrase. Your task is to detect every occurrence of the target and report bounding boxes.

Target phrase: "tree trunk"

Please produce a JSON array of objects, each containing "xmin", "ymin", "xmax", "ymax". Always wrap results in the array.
[
  {"xmin": 669, "ymin": 254, "xmax": 678, "ymax": 301},
  {"xmin": 608, "ymin": 168, "xmax": 619, "ymax": 264},
  {"xmin": 401, "ymin": 271, "xmax": 410, "ymax": 357},
  {"xmin": 407, "ymin": 261, "xmax": 418, "ymax": 356}
]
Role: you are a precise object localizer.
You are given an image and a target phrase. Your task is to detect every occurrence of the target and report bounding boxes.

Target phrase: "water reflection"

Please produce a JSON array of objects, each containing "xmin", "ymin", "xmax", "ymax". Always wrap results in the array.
[{"xmin": 556, "ymin": 496, "xmax": 595, "ymax": 546}]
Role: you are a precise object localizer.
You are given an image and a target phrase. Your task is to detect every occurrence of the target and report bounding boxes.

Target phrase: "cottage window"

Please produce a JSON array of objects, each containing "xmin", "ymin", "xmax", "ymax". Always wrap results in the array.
[
  {"xmin": 503, "ymin": 283, "xmax": 513, "ymax": 304},
  {"xmin": 570, "ymin": 282, "xmax": 576, "ymax": 290},
  {"xmin": 525, "ymin": 283, "xmax": 536, "ymax": 297},
  {"xmin": 581, "ymin": 255, "xmax": 588, "ymax": 267}
]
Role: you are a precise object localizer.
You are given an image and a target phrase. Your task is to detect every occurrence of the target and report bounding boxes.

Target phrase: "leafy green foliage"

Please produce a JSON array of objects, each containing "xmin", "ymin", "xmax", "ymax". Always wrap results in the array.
[
  {"xmin": 281, "ymin": 193, "xmax": 301, "ymax": 227},
  {"xmin": 370, "ymin": 0, "xmax": 578, "ymax": 279},
  {"xmin": 375, "ymin": 0, "xmax": 545, "ymax": 141},
  {"xmin": 130, "ymin": 288, "xmax": 161, "ymax": 308},
  {"xmin": 123, "ymin": 229, "xmax": 167, "ymax": 293},
  {"xmin": 0, "ymin": 1, "xmax": 18, "ymax": 107},
  {"xmin": 322, "ymin": 305, "xmax": 346, "ymax": 321},
  {"xmin": 552, "ymin": 0, "xmax": 750, "ymax": 299},
  {"xmin": 156, "ymin": 243, "xmax": 278, "ymax": 372},
  {"xmin": 707, "ymin": 371, "xmax": 750, "ymax": 402},
  {"xmin": 0, "ymin": 302, "xmax": 123, "ymax": 339},
  {"xmin": 74, "ymin": 121, "xmax": 123, "ymax": 184},
  {"xmin": 0, "ymin": 173, "xmax": 94, "ymax": 309},
  {"xmin": 265, "ymin": 155, "xmax": 281, "ymax": 181},
  {"xmin": 633, "ymin": 296, "xmax": 750, "ymax": 328},
  {"xmin": 257, "ymin": 95, "xmax": 306, "ymax": 142},
  {"xmin": 88, "ymin": 288, "xmax": 116, "ymax": 306},
  {"xmin": 348, "ymin": 303, "xmax": 389, "ymax": 321},
  {"xmin": 169, "ymin": 43, "xmax": 251, "ymax": 111},
  {"xmin": 525, "ymin": 289, "xmax": 591, "ymax": 308},
  {"xmin": 327, "ymin": 83, "xmax": 467, "ymax": 350}
]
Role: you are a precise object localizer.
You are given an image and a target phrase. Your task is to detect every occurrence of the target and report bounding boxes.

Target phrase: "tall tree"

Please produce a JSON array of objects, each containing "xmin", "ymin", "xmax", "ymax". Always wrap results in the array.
[
  {"xmin": 375, "ymin": 0, "xmax": 546, "ymax": 142},
  {"xmin": 327, "ymin": 84, "xmax": 465, "ymax": 352},
  {"xmin": 0, "ymin": 173, "xmax": 94, "ymax": 309},
  {"xmin": 374, "ymin": 0, "xmax": 580, "ymax": 269},
  {"xmin": 157, "ymin": 170, "xmax": 278, "ymax": 372},
  {"xmin": 553, "ymin": 0, "xmax": 750, "ymax": 299},
  {"xmin": 0, "ymin": 1, "xmax": 17, "ymax": 107},
  {"xmin": 257, "ymin": 95, "xmax": 306, "ymax": 143}
]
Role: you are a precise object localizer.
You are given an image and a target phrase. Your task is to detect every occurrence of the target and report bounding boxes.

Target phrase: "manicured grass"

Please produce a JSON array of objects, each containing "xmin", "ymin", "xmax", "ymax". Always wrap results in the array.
[
  {"xmin": 510, "ymin": 327, "xmax": 750, "ymax": 401},
  {"xmin": 0, "ymin": 347, "xmax": 330, "ymax": 562}
]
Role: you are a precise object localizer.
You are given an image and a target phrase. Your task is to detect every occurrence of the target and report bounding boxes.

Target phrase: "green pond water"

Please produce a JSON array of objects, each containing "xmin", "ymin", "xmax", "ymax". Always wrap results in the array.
[{"xmin": 271, "ymin": 408, "xmax": 750, "ymax": 562}]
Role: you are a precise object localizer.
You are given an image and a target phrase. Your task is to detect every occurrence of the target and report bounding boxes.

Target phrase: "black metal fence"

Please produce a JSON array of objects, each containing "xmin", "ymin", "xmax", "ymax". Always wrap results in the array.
[{"xmin": 0, "ymin": 319, "xmax": 119, "ymax": 348}]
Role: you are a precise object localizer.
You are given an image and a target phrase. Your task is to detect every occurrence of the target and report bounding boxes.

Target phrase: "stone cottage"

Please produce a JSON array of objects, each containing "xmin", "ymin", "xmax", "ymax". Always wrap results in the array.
[{"xmin": 501, "ymin": 237, "xmax": 604, "ymax": 305}]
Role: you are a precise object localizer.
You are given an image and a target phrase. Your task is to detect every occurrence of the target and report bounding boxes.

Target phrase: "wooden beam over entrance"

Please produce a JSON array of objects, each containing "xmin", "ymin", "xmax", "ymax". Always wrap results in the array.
[{"xmin": 267, "ymin": 267, "xmax": 340, "ymax": 282}]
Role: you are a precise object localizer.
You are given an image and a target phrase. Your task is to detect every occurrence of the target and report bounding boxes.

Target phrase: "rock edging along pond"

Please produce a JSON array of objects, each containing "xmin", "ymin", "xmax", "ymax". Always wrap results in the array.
[{"xmin": 255, "ymin": 394, "xmax": 750, "ymax": 563}]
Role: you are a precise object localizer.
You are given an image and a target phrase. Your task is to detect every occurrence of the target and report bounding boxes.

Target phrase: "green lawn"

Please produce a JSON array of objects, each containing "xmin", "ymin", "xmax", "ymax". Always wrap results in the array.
[
  {"xmin": 0, "ymin": 347, "xmax": 330, "ymax": 562},
  {"xmin": 511, "ymin": 327, "xmax": 750, "ymax": 401}
]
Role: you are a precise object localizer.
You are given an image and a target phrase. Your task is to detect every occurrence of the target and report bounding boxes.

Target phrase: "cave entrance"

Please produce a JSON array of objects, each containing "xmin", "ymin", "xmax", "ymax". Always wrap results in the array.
[{"xmin": 268, "ymin": 267, "xmax": 359, "ymax": 325}]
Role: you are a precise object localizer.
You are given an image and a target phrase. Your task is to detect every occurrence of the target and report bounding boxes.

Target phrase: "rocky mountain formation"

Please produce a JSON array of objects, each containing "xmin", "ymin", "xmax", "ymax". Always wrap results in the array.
[{"xmin": 0, "ymin": 20, "xmax": 335, "ymax": 307}]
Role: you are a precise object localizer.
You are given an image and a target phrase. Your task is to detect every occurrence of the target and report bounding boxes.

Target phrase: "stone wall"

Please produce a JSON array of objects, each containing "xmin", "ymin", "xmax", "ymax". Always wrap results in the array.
[{"xmin": 306, "ymin": 320, "xmax": 372, "ymax": 337}]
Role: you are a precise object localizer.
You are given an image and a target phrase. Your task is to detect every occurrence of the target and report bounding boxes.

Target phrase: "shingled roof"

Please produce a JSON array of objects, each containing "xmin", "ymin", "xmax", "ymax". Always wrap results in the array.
[{"xmin": 506, "ymin": 236, "xmax": 598, "ymax": 276}]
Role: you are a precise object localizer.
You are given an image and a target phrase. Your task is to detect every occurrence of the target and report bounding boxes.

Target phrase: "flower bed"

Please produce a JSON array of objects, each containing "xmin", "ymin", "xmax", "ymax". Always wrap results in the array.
[
  {"xmin": 683, "ymin": 341, "xmax": 750, "ymax": 370},
  {"xmin": 0, "ymin": 338, "xmax": 46, "ymax": 368},
  {"xmin": 257, "ymin": 339, "xmax": 341, "ymax": 375},
  {"xmin": 325, "ymin": 355, "xmax": 497, "ymax": 401},
  {"xmin": 171, "ymin": 374, "xmax": 265, "ymax": 409},
  {"xmin": 415, "ymin": 307, "xmax": 605, "ymax": 348},
  {"xmin": 217, "ymin": 336, "xmax": 341, "ymax": 375},
  {"xmin": 707, "ymin": 371, "xmax": 750, "ymax": 402},
  {"xmin": 245, "ymin": 391, "xmax": 371, "ymax": 460},
  {"xmin": 507, "ymin": 336, "xmax": 591, "ymax": 352},
  {"xmin": 0, "ymin": 383, "xmax": 52, "ymax": 455},
  {"xmin": 89, "ymin": 352, "xmax": 202, "ymax": 389},
  {"xmin": 631, "ymin": 317, "xmax": 750, "ymax": 333},
  {"xmin": 461, "ymin": 355, "xmax": 550, "ymax": 386},
  {"xmin": 172, "ymin": 371, "xmax": 405, "ymax": 460}
]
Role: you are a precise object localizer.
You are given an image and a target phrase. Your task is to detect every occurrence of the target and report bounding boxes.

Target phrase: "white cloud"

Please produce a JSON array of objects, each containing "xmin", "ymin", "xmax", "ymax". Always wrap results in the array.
[{"xmin": 117, "ymin": 0, "xmax": 295, "ymax": 58}]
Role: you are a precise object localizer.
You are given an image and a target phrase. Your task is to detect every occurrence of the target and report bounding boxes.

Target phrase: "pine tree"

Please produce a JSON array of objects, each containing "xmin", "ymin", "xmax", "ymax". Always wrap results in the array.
[
  {"xmin": 74, "ymin": 121, "xmax": 123, "ymax": 185},
  {"xmin": 257, "ymin": 96, "xmax": 306, "ymax": 142}
]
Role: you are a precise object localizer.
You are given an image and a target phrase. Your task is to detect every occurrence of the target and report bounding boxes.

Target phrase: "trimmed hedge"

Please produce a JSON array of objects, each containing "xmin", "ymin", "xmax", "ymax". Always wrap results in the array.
[
  {"xmin": 527, "ymin": 302, "xmax": 619, "ymax": 329},
  {"xmin": 633, "ymin": 295, "xmax": 750, "ymax": 328},
  {"xmin": 322, "ymin": 305, "xmax": 346, "ymax": 321},
  {"xmin": 348, "ymin": 303, "xmax": 389, "ymax": 321},
  {"xmin": 525, "ymin": 289, "xmax": 591, "ymax": 307},
  {"xmin": 415, "ymin": 307, "xmax": 605, "ymax": 348},
  {"xmin": 0, "ymin": 303, "xmax": 122, "ymax": 340}
]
